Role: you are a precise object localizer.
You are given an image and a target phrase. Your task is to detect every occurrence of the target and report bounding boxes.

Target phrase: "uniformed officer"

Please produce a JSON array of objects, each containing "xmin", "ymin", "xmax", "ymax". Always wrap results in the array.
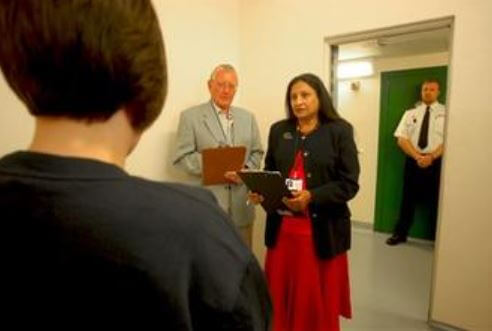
[{"xmin": 386, "ymin": 79, "xmax": 445, "ymax": 246}]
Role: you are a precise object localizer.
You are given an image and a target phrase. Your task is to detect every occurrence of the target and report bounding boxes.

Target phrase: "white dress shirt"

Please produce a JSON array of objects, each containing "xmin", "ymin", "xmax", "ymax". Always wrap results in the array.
[
  {"xmin": 212, "ymin": 102, "xmax": 234, "ymax": 146},
  {"xmin": 394, "ymin": 101, "xmax": 445, "ymax": 153}
]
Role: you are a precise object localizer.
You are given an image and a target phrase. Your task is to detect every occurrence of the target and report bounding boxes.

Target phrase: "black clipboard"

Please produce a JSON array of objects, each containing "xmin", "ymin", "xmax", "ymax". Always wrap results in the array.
[{"xmin": 238, "ymin": 170, "xmax": 292, "ymax": 214}]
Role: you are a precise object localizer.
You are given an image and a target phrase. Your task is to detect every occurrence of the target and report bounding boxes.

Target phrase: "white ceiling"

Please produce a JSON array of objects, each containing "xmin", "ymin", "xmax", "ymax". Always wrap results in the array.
[{"xmin": 338, "ymin": 27, "xmax": 450, "ymax": 61}]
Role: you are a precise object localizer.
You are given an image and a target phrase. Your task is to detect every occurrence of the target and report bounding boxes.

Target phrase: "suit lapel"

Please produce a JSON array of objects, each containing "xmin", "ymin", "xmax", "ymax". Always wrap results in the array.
[
  {"xmin": 282, "ymin": 124, "xmax": 298, "ymax": 176},
  {"xmin": 230, "ymin": 107, "xmax": 242, "ymax": 146}
]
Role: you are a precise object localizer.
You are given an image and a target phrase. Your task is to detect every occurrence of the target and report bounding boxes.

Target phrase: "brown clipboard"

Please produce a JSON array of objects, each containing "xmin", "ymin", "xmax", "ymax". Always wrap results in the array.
[{"xmin": 202, "ymin": 146, "xmax": 246, "ymax": 185}]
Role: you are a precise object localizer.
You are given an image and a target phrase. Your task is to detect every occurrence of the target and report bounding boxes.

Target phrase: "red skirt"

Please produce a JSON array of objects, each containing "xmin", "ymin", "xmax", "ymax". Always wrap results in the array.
[{"xmin": 265, "ymin": 216, "xmax": 352, "ymax": 331}]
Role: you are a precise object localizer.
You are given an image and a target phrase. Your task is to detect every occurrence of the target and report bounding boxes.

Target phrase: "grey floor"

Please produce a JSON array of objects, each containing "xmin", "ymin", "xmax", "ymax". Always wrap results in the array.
[{"xmin": 341, "ymin": 228, "xmax": 437, "ymax": 331}]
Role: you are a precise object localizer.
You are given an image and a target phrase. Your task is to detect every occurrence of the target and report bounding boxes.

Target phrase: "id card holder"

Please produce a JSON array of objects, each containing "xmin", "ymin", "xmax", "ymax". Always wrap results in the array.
[{"xmin": 285, "ymin": 178, "xmax": 303, "ymax": 192}]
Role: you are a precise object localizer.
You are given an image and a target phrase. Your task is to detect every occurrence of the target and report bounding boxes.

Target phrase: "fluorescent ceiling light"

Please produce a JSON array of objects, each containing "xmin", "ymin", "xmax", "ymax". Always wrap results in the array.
[{"xmin": 337, "ymin": 61, "xmax": 374, "ymax": 79}]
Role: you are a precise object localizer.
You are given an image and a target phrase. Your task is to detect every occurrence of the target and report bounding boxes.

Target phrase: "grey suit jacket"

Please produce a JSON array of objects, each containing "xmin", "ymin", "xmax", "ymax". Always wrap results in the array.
[{"xmin": 173, "ymin": 101, "xmax": 264, "ymax": 227}]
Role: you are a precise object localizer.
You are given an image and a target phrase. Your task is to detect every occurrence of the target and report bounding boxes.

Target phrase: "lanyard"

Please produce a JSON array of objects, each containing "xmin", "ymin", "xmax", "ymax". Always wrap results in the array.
[{"xmin": 211, "ymin": 102, "xmax": 233, "ymax": 146}]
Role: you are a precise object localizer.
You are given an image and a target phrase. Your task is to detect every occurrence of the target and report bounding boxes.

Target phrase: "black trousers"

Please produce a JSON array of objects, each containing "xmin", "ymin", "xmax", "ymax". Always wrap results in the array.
[{"xmin": 393, "ymin": 157, "xmax": 442, "ymax": 238}]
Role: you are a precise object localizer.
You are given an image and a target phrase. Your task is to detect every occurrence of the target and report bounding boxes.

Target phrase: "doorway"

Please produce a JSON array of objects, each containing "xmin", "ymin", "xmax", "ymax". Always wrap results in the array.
[
  {"xmin": 375, "ymin": 66, "xmax": 448, "ymax": 239},
  {"xmin": 325, "ymin": 16, "xmax": 454, "ymax": 327},
  {"xmin": 325, "ymin": 17, "xmax": 452, "ymax": 236}
]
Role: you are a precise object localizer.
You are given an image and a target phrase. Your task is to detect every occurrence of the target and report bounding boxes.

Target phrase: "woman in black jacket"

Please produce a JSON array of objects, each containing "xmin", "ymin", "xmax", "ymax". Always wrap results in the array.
[{"xmin": 251, "ymin": 73, "xmax": 359, "ymax": 331}]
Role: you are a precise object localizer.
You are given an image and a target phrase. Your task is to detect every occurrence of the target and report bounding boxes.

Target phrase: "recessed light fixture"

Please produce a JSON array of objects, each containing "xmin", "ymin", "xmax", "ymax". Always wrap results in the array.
[{"xmin": 337, "ymin": 61, "xmax": 374, "ymax": 79}]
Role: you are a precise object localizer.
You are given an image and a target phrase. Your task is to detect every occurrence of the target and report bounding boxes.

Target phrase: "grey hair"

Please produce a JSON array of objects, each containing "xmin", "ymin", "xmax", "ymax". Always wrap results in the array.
[{"xmin": 209, "ymin": 64, "xmax": 237, "ymax": 81}]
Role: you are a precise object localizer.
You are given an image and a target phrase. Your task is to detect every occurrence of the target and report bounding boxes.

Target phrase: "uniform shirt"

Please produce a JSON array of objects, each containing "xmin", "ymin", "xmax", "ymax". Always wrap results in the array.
[{"xmin": 394, "ymin": 101, "xmax": 445, "ymax": 153}]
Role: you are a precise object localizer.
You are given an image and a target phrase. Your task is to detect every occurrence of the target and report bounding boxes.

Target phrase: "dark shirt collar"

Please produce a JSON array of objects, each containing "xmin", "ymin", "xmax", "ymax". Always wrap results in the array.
[{"xmin": 0, "ymin": 151, "xmax": 128, "ymax": 180}]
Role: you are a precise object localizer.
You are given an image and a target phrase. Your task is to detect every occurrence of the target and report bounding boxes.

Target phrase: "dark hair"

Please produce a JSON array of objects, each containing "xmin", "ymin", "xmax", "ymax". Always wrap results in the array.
[
  {"xmin": 0, "ymin": 0, "xmax": 167, "ymax": 131},
  {"xmin": 285, "ymin": 73, "xmax": 340, "ymax": 124},
  {"xmin": 422, "ymin": 78, "xmax": 441, "ymax": 89}
]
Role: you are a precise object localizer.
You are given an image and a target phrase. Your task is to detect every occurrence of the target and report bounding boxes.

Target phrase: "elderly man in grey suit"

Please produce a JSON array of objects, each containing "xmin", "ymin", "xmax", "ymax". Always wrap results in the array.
[{"xmin": 173, "ymin": 64, "xmax": 264, "ymax": 248}]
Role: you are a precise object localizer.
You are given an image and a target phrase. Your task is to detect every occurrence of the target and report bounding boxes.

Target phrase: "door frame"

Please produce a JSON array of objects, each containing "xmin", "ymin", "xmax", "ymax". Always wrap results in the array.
[
  {"xmin": 323, "ymin": 16, "xmax": 455, "ymax": 324},
  {"xmin": 374, "ymin": 66, "xmax": 448, "ymax": 239}
]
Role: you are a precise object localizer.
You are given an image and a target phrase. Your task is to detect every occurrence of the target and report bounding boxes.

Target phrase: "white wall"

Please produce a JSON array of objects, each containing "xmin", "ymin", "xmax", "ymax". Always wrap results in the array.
[
  {"xmin": 239, "ymin": 1, "xmax": 492, "ymax": 329},
  {"xmin": 339, "ymin": 52, "xmax": 449, "ymax": 224},
  {"xmin": 0, "ymin": 77, "xmax": 34, "ymax": 154},
  {"xmin": 125, "ymin": 0, "xmax": 242, "ymax": 181}
]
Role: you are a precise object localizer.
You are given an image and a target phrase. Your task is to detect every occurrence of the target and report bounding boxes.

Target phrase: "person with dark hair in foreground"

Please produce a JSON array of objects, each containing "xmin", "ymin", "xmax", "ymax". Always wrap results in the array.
[
  {"xmin": 250, "ymin": 73, "xmax": 360, "ymax": 331},
  {"xmin": 0, "ymin": 1, "xmax": 271, "ymax": 329}
]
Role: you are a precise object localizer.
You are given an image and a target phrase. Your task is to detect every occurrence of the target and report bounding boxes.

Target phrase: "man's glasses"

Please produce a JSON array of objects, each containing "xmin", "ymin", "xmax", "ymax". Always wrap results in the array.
[{"xmin": 215, "ymin": 82, "xmax": 237, "ymax": 90}]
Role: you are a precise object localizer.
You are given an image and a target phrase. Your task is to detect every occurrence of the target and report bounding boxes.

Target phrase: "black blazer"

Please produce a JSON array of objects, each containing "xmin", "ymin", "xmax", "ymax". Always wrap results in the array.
[{"xmin": 264, "ymin": 119, "xmax": 360, "ymax": 259}]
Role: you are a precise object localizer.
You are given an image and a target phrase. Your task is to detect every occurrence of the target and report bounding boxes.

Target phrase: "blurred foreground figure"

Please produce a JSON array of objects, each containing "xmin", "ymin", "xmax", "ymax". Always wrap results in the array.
[{"xmin": 0, "ymin": 1, "xmax": 271, "ymax": 329}]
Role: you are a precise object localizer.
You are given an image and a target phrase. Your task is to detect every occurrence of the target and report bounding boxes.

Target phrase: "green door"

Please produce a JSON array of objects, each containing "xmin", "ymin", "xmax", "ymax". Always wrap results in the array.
[{"xmin": 374, "ymin": 66, "xmax": 447, "ymax": 240}]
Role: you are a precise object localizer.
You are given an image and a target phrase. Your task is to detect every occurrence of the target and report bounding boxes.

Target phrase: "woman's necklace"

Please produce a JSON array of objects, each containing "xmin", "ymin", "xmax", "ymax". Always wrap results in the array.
[{"xmin": 297, "ymin": 120, "xmax": 319, "ymax": 135}]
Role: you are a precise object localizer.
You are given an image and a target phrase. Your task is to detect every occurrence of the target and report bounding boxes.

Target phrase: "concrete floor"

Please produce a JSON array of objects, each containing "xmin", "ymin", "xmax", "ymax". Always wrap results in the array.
[{"xmin": 341, "ymin": 228, "xmax": 437, "ymax": 330}]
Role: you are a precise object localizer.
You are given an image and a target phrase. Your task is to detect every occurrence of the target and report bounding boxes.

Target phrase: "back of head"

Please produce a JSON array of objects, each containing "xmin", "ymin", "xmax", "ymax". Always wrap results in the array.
[
  {"xmin": 0, "ymin": 0, "xmax": 167, "ymax": 131},
  {"xmin": 0, "ymin": 0, "xmax": 168, "ymax": 325}
]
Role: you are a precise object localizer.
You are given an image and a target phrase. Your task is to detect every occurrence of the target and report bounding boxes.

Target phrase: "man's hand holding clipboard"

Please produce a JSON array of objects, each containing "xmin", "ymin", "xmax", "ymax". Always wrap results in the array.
[{"xmin": 201, "ymin": 146, "xmax": 246, "ymax": 185}]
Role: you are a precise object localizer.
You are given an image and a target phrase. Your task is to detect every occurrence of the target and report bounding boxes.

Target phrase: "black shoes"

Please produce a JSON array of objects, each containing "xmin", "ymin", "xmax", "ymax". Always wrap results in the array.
[{"xmin": 386, "ymin": 234, "xmax": 407, "ymax": 246}]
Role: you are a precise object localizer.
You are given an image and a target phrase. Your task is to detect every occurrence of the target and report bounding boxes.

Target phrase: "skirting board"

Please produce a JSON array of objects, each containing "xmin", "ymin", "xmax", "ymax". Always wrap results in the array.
[
  {"xmin": 351, "ymin": 220, "xmax": 435, "ymax": 246},
  {"xmin": 429, "ymin": 319, "xmax": 468, "ymax": 331},
  {"xmin": 351, "ymin": 220, "xmax": 373, "ymax": 230}
]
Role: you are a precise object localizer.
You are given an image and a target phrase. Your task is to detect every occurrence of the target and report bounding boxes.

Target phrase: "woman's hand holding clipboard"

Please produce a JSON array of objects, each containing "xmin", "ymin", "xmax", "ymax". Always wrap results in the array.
[{"xmin": 238, "ymin": 170, "xmax": 293, "ymax": 214}]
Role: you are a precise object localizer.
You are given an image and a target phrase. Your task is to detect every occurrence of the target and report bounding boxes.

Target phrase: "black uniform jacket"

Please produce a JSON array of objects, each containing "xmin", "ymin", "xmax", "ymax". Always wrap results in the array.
[{"xmin": 264, "ymin": 119, "xmax": 360, "ymax": 259}]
